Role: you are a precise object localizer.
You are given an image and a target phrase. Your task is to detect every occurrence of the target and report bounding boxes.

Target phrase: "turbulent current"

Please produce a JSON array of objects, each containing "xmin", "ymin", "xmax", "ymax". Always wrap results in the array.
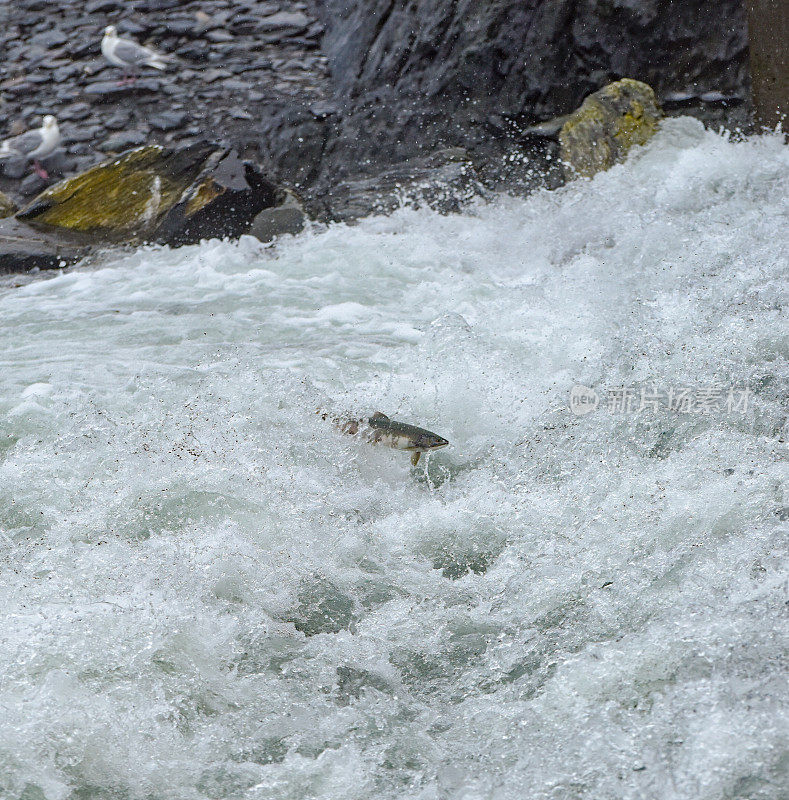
[{"xmin": 1, "ymin": 118, "xmax": 787, "ymax": 800}]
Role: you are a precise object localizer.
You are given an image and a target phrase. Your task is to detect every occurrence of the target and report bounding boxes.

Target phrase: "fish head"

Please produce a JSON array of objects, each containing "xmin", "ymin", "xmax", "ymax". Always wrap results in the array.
[
  {"xmin": 104, "ymin": 25, "xmax": 117, "ymax": 38},
  {"xmin": 414, "ymin": 431, "xmax": 449, "ymax": 452},
  {"xmin": 400, "ymin": 428, "xmax": 449, "ymax": 453}
]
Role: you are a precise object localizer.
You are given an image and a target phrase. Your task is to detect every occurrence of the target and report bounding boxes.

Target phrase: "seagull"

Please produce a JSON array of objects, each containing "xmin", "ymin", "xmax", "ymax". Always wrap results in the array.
[
  {"xmin": 0, "ymin": 116, "xmax": 61, "ymax": 179},
  {"xmin": 101, "ymin": 25, "xmax": 169, "ymax": 85}
]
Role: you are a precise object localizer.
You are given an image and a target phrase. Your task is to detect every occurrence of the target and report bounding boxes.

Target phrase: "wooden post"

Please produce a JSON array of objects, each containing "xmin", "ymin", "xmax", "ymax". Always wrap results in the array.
[{"xmin": 745, "ymin": 0, "xmax": 789, "ymax": 128}]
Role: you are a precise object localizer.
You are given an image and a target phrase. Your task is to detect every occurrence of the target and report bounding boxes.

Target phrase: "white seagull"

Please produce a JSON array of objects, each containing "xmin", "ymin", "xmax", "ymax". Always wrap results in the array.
[
  {"xmin": 0, "ymin": 116, "xmax": 61, "ymax": 179},
  {"xmin": 101, "ymin": 25, "xmax": 169, "ymax": 84}
]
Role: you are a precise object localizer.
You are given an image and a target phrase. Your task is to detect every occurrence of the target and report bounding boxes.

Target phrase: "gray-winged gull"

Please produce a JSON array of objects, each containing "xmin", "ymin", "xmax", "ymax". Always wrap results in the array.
[
  {"xmin": 102, "ymin": 25, "xmax": 170, "ymax": 84},
  {"xmin": 0, "ymin": 116, "xmax": 61, "ymax": 179}
]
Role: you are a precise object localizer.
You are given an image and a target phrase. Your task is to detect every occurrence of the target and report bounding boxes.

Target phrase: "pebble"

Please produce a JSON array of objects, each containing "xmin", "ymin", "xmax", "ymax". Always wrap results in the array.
[
  {"xmin": 259, "ymin": 11, "xmax": 311, "ymax": 31},
  {"xmin": 84, "ymin": 80, "xmax": 163, "ymax": 100},
  {"xmin": 29, "ymin": 29, "xmax": 68, "ymax": 48},
  {"xmin": 104, "ymin": 110, "xmax": 132, "ymax": 130},
  {"xmin": 19, "ymin": 173, "xmax": 48, "ymax": 195},
  {"xmin": 207, "ymin": 30, "xmax": 234, "ymax": 43},
  {"xmin": 203, "ymin": 68, "xmax": 233, "ymax": 83},
  {"xmin": 149, "ymin": 111, "xmax": 188, "ymax": 131},
  {"xmin": 99, "ymin": 130, "xmax": 149, "ymax": 151}
]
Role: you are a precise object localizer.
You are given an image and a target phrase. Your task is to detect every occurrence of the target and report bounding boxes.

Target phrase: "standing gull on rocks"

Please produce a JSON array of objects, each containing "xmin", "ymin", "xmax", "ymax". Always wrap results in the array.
[
  {"xmin": 102, "ymin": 25, "xmax": 169, "ymax": 84},
  {"xmin": 0, "ymin": 116, "xmax": 61, "ymax": 179}
]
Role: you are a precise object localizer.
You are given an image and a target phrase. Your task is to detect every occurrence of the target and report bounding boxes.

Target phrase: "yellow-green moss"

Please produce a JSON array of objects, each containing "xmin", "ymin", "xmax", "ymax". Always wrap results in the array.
[
  {"xmin": 559, "ymin": 79, "xmax": 663, "ymax": 178},
  {"xmin": 18, "ymin": 146, "xmax": 205, "ymax": 238},
  {"xmin": 183, "ymin": 178, "xmax": 226, "ymax": 217},
  {"xmin": 0, "ymin": 191, "xmax": 17, "ymax": 219}
]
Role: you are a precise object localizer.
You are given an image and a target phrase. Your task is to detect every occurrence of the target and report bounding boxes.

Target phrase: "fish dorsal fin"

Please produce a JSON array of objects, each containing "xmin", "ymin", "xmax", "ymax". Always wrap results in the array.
[{"xmin": 370, "ymin": 411, "xmax": 389, "ymax": 422}]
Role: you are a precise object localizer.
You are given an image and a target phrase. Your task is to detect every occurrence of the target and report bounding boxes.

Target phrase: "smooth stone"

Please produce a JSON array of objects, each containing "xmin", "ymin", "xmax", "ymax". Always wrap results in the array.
[
  {"xmin": 39, "ymin": 150, "xmax": 69, "ymax": 177},
  {"xmin": 149, "ymin": 112, "xmax": 188, "ymax": 131},
  {"xmin": 53, "ymin": 64, "xmax": 82, "ymax": 82},
  {"xmin": 165, "ymin": 20, "xmax": 195, "ymax": 36},
  {"xmin": 98, "ymin": 130, "xmax": 149, "ymax": 152},
  {"xmin": 258, "ymin": 11, "xmax": 311, "ymax": 31},
  {"xmin": 19, "ymin": 172, "xmax": 50, "ymax": 196},
  {"xmin": 0, "ymin": 156, "xmax": 29, "ymax": 180},
  {"xmin": 29, "ymin": 29, "xmax": 68, "ymax": 48},
  {"xmin": 0, "ymin": 217, "xmax": 89, "ymax": 274},
  {"xmin": 85, "ymin": 0, "xmax": 124, "ymax": 11},
  {"xmin": 84, "ymin": 80, "xmax": 162, "ymax": 101},
  {"xmin": 68, "ymin": 126, "xmax": 102, "ymax": 143},
  {"xmin": 248, "ymin": 204, "xmax": 305, "ymax": 243},
  {"xmin": 203, "ymin": 68, "xmax": 233, "ymax": 83},
  {"xmin": 207, "ymin": 30, "xmax": 234, "ymax": 43},
  {"xmin": 104, "ymin": 110, "xmax": 132, "ymax": 130}
]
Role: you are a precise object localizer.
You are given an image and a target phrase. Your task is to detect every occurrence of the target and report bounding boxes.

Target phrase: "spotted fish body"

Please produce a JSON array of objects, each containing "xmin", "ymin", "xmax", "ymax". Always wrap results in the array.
[{"xmin": 325, "ymin": 411, "xmax": 449, "ymax": 465}]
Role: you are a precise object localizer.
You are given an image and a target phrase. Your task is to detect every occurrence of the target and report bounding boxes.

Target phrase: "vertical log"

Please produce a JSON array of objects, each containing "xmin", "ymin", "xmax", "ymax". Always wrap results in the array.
[{"xmin": 745, "ymin": 0, "xmax": 789, "ymax": 128}]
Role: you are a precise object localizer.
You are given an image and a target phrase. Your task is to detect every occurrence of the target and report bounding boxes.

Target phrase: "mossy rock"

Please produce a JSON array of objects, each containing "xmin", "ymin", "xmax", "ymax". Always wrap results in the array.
[
  {"xmin": 559, "ymin": 79, "xmax": 663, "ymax": 178},
  {"xmin": 17, "ymin": 142, "xmax": 216, "ymax": 240},
  {"xmin": 0, "ymin": 191, "xmax": 17, "ymax": 219}
]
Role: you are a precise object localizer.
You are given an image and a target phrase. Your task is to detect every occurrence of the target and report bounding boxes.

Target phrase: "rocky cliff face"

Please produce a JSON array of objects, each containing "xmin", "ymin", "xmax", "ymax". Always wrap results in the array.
[{"xmin": 307, "ymin": 0, "xmax": 749, "ymax": 189}]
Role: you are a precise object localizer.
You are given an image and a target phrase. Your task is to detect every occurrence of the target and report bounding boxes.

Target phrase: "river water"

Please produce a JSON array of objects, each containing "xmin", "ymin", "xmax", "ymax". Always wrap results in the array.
[{"xmin": 1, "ymin": 118, "xmax": 787, "ymax": 799}]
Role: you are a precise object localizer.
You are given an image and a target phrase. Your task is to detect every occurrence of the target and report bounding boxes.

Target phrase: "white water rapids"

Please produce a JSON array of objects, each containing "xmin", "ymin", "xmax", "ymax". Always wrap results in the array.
[{"xmin": 0, "ymin": 118, "xmax": 787, "ymax": 800}]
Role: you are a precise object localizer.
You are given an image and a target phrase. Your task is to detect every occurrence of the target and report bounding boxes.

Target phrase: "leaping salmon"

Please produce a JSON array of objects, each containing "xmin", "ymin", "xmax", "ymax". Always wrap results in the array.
[{"xmin": 321, "ymin": 410, "xmax": 449, "ymax": 465}]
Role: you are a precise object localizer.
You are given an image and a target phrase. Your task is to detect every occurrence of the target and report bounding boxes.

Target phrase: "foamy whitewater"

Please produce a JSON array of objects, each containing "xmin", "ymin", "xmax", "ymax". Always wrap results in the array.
[{"xmin": 0, "ymin": 118, "xmax": 787, "ymax": 800}]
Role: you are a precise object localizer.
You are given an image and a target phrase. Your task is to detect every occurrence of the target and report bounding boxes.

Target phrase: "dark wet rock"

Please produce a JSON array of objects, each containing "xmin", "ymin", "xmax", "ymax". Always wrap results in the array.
[
  {"xmin": 85, "ymin": 0, "xmax": 123, "ymax": 11},
  {"xmin": 229, "ymin": 15, "xmax": 262, "ymax": 35},
  {"xmin": 0, "ymin": 157, "xmax": 29, "ymax": 181},
  {"xmin": 29, "ymin": 29, "xmax": 68, "ymax": 49},
  {"xmin": 207, "ymin": 30, "xmax": 234, "ymax": 43},
  {"xmin": 203, "ymin": 68, "xmax": 233, "ymax": 83},
  {"xmin": 98, "ymin": 130, "xmax": 149, "ymax": 152},
  {"xmin": 309, "ymin": 148, "xmax": 484, "ymax": 224},
  {"xmin": 52, "ymin": 64, "xmax": 82, "ymax": 82},
  {"xmin": 19, "ymin": 173, "xmax": 50, "ymax": 197},
  {"xmin": 84, "ymin": 80, "xmax": 162, "ymax": 102},
  {"xmin": 0, "ymin": 217, "xmax": 88, "ymax": 274},
  {"xmin": 248, "ymin": 190, "xmax": 306, "ymax": 242},
  {"xmin": 104, "ymin": 110, "xmax": 132, "ymax": 130},
  {"xmin": 155, "ymin": 148, "xmax": 279, "ymax": 245},
  {"xmin": 39, "ymin": 150, "xmax": 69, "ymax": 179},
  {"xmin": 67, "ymin": 125, "xmax": 102, "ymax": 143},
  {"xmin": 149, "ymin": 111, "xmax": 188, "ymax": 131},
  {"xmin": 141, "ymin": 0, "xmax": 182, "ymax": 10},
  {"xmin": 165, "ymin": 19, "xmax": 195, "ymax": 36},
  {"xmin": 259, "ymin": 11, "xmax": 311, "ymax": 32},
  {"xmin": 220, "ymin": 79, "xmax": 249, "ymax": 92}
]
